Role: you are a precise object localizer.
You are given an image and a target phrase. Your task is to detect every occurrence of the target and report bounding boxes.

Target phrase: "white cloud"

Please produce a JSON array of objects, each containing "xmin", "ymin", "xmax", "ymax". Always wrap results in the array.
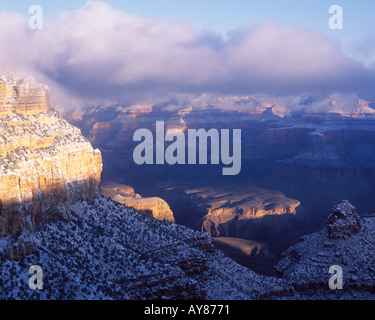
[{"xmin": 0, "ymin": 1, "xmax": 373, "ymax": 111}]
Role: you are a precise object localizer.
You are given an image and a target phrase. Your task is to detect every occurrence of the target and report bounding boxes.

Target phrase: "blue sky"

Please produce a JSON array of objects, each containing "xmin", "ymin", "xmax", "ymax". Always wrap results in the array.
[{"xmin": 1, "ymin": 0, "xmax": 374, "ymax": 39}]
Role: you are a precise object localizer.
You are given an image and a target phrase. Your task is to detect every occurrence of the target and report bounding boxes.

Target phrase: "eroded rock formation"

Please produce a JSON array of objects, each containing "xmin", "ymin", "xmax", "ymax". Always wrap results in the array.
[
  {"xmin": 186, "ymin": 186, "xmax": 301, "ymax": 237},
  {"xmin": 326, "ymin": 200, "xmax": 361, "ymax": 239},
  {"xmin": 0, "ymin": 75, "xmax": 102, "ymax": 243},
  {"xmin": 272, "ymin": 201, "xmax": 375, "ymax": 299},
  {"xmin": 101, "ymin": 181, "xmax": 175, "ymax": 223}
]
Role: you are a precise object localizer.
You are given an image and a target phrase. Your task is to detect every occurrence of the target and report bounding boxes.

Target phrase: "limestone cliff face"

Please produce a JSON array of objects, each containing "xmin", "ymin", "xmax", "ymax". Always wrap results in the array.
[
  {"xmin": 0, "ymin": 75, "xmax": 102, "ymax": 238},
  {"xmin": 120, "ymin": 197, "xmax": 175, "ymax": 223},
  {"xmin": 101, "ymin": 182, "xmax": 175, "ymax": 223}
]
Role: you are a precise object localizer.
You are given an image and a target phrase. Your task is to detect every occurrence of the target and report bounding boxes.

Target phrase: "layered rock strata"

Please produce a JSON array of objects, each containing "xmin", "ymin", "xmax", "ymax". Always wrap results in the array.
[
  {"xmin": 0, "ymin": 75, "xmax": 102, "ymax": 241},
  {"xmin": 101, "ymin": 182, "xmax": 175, "ymax": 223}
]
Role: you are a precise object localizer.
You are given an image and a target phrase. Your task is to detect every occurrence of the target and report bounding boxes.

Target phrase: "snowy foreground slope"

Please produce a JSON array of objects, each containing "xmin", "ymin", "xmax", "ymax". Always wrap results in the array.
[
  {"xmin": 0, "ymin": 197, "xmax": 374, "ymax": 300},
  {"xmin": 0, "ymin": 196, "xmax": 284, "ymax": 300},
  {"xmin": 274, "ymin": 201, "xmax": 375, "ymax": 300}
]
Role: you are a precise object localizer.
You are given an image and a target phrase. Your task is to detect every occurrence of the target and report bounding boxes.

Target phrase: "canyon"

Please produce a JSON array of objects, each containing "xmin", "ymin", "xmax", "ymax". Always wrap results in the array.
[
  {"xmin": 133, "ymin": 121, "xmax": 242, "ymax": 175},
  {"xmin": 1, "ymin": 76, "xmax": 374, "ymax": 300},
  {"xmin": 0, "ymin": 76, "xmax": 177, "ymax": 258},
  {"xmin": 69, "ymin": 94, "xmax": 375, "ymax": 256}
]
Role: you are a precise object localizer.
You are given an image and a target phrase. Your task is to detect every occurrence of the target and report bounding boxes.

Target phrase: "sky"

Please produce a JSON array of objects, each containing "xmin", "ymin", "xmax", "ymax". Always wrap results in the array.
[
  {"xmin": 0, "ymin": 0, "xmax": 375, "ymax": 110},
  {"xmin": 2, "ymin": 0, "xmax": 374, "ymax": 46}
]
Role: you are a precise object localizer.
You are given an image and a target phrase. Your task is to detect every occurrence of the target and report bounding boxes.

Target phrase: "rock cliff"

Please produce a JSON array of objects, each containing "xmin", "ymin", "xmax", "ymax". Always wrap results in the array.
[
  {"xmin": 101, "ymin": 182, "xmax": 175, "ymax": 223},
  {"xmin": 181, "ymin": 186, "xmax": 300, "ymax": 235},
  {"xmin": 326, "ymin": 200, "xmax": 361, "ymax": 239},
  {"xmin": 0, "ymin": 75, "xmax": 102, "ymax": 246}
]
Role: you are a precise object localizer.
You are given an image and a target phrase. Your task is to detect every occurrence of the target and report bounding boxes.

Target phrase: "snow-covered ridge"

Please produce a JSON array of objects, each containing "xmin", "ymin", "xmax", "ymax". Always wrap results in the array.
[
  {"xmin": 1, "ymin": 197, "xmax": 374, "ymax": 300},
  {"xmin": 274, "ymin": 201, "xmax": 375, "ymax": 300},
  {"xmin": 0, "ymin": 196, "xmax": 284, "ymax": 300}
]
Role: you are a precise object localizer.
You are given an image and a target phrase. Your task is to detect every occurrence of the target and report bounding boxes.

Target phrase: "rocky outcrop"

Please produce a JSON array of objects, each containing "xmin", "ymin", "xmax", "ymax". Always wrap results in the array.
[
  {"xmin": 0, "ymin": 75, "xmax": 102, "ymax": 247},
  {"xmin": 273, "ymin": 201, "xmax": 375, "ymax": 299},
  {"xmin": 101, "ymin": 182, "xmax": 175, "ymax": 223},
  {"xmin": 120, "ymin": 197, "xmax": 175, "ymax": 223},
  {"xmin": 327, "ymin": 200, "xmax": 361, "ymax": 239},
  {"xmin": 0, "ymin": 76, "xmax": 49, "ymax": 116},
  {"xmin": 184, "ymin": 186, "xmax": 300, "ymax": 237}
]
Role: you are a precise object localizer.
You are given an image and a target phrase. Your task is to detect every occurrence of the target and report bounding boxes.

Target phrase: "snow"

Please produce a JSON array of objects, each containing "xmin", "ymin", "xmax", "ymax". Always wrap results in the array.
[
  {"xmin": 1, "ymin": 196, "xmax": 374, "ymax": 300},
  {"xmin": 275, "ymin": 216, "xmax": 375, "ymax": 300},
  {"xmin": 0, "ymin": 196, "xmax": 284, "ymax": 300}
]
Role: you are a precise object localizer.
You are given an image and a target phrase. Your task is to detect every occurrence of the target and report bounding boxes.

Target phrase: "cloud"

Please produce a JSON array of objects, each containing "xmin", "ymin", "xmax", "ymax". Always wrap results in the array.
[
  {"xmin": 0, "ymin": 1, "xmax": 374, "ymax": 111},
  {"xmin": 348, "ymin": 34, "xmax": 375, "ymax": 70}
]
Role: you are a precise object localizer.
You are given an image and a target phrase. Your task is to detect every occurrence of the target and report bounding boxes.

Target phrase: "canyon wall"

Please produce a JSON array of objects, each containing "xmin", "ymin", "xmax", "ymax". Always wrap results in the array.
[{"xmin": 0, "ymin": 75, "xmax": 102, "ymax": 239}]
